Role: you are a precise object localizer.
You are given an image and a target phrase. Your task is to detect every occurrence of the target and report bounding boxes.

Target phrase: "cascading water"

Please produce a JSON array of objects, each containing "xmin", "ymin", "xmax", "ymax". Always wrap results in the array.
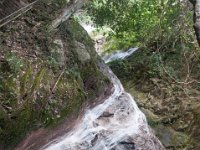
[
  {"xmin": 103, "ymin": 48, "xmax": 138, "ymax": 63},
  {"xmin": 41, "ymin": 49, "xmax": 165, "ymax": 150}
]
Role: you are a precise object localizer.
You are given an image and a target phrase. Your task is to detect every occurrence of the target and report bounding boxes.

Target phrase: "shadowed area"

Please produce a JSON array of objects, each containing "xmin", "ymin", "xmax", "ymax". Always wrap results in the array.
[
  {"xmin": 0, "ymin": 0, "xmax": 30, "ymax": 19},
  {"xmin": 0, "ymin": 0, "xmax": 37, "ymax": 27}
]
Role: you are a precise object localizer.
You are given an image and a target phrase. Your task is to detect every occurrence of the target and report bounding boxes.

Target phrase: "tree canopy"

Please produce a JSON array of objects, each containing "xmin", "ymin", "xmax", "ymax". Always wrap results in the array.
[{"xmin": 87, "ymin": 0, "xmax": 198, "ymax": 51}]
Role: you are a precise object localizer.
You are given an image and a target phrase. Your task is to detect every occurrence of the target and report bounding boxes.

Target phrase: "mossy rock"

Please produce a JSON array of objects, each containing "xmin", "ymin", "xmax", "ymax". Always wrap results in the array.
[
  {"xmin": 154, "ymin": 125, "xmax": 189, "ymax": 149},
  {"xmin": 0, "ymin": 15, "xmax": 109, "ymax": 150}
]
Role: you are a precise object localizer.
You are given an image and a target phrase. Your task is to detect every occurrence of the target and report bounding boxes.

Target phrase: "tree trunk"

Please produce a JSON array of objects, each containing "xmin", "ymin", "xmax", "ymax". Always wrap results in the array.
[
  {"xmin": 51, "ymin": 0, "xmax": 87, "ymax": 28},
  {"xmin": 190, "ymin": 0, "xmax": 200, "ymax": 47}
]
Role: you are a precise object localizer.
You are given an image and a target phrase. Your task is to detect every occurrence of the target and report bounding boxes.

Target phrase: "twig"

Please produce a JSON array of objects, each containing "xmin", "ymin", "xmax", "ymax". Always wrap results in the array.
[
  {"xmin": 0, "ymin": 103, "xmax": 12, "ymax": 111},
  {"xmin": 51, "ymin": 69, "xmax": 65, "ymax": 94}
]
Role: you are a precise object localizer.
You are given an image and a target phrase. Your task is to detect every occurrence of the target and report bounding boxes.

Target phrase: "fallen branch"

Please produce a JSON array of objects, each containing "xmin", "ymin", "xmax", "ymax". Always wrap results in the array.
[{"xmin": 51, "ymin": 69, "xmax": 65, "ymax": 94}]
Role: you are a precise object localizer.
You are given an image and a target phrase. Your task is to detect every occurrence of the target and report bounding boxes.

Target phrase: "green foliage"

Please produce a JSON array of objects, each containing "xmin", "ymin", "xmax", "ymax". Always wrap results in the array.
[
  {"xmin": 88, "ymin": 0, "xmax": 196, "ymax": 51},
  {"xmin": 74, "ymin": 10, "xmax": 92, "ymax": 24},
  {"xmin": 89, "ymin": 0, "xmax": 198, "ymax": 86}
]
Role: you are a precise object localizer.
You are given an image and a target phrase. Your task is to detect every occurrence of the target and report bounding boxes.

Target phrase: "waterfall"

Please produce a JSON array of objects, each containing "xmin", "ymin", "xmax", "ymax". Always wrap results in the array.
[
  {"xmin": 41, "ymin": 50, "xmax": 164, "ymax": 150},
  {"xmin": 103, "ymin": 48, "xmax": 138, "ymax": 63}
]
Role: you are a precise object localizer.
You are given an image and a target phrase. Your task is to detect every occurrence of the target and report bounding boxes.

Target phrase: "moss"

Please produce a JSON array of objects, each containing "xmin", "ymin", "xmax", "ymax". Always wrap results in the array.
[
  {"xmin": 19, "ymin": 67, "xmax": 34, "ymax": 97},
  {"xmin": 0, "ymin": 2, "xmax": 111, "ymax": 148},
  {"xmin": 64, "ymin": 19, "xmax": 95, "ymax": 53},
  {"xmin": 1, "ymin": 105, "xmax": 33, "ymax": 148},
  {"xmin": 79, "ymin": 61, "xmax": 109, "ymax": 100}
]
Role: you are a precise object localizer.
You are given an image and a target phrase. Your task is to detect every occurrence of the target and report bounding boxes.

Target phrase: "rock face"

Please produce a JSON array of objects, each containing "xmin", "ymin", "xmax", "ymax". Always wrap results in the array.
[{"xmin": 0, "ymin": 1, "xmax": 110, "ymax": 149}]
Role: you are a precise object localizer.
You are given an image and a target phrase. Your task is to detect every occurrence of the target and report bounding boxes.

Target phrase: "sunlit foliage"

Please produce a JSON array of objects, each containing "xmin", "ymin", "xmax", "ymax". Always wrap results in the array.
[{"xmin": 88, "ymin": 0, "xmax": 196, "ymax": 50}]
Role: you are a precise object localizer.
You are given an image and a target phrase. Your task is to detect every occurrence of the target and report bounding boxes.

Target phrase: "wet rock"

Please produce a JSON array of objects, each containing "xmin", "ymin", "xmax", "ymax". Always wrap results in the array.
[
  {"xmin": 119, "ymin": 141, "xmax": 135, "ymax": 149},
  {"xmin": 99, "ymin": 112, "xmax": 114, "ymax": 118},
  {"xmin": 91, "ymin": 134, "xmax": 98, "ymax": 146}
]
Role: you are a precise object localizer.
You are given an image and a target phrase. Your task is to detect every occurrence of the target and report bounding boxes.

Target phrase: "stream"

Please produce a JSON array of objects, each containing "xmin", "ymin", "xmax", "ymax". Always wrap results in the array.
[{"xmin": 41, "ymin": 49, "xmax": 164, "ymax": 150}]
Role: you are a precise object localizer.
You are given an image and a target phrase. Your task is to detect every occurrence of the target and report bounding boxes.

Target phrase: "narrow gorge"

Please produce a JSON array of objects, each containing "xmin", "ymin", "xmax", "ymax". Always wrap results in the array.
[{"xmin": 1, "ymin": 0, "xmax": 199, "ymax": 150}]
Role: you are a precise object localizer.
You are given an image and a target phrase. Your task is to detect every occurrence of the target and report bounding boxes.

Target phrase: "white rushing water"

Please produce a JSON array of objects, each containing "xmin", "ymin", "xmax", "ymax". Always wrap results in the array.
[
  {"xmin": 41, "ymin": 51, "xmax": 164, "ymax": 150},
  {"xmin": 103, "ymin": 48, "xmax": 138, "ymax": 63}
]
